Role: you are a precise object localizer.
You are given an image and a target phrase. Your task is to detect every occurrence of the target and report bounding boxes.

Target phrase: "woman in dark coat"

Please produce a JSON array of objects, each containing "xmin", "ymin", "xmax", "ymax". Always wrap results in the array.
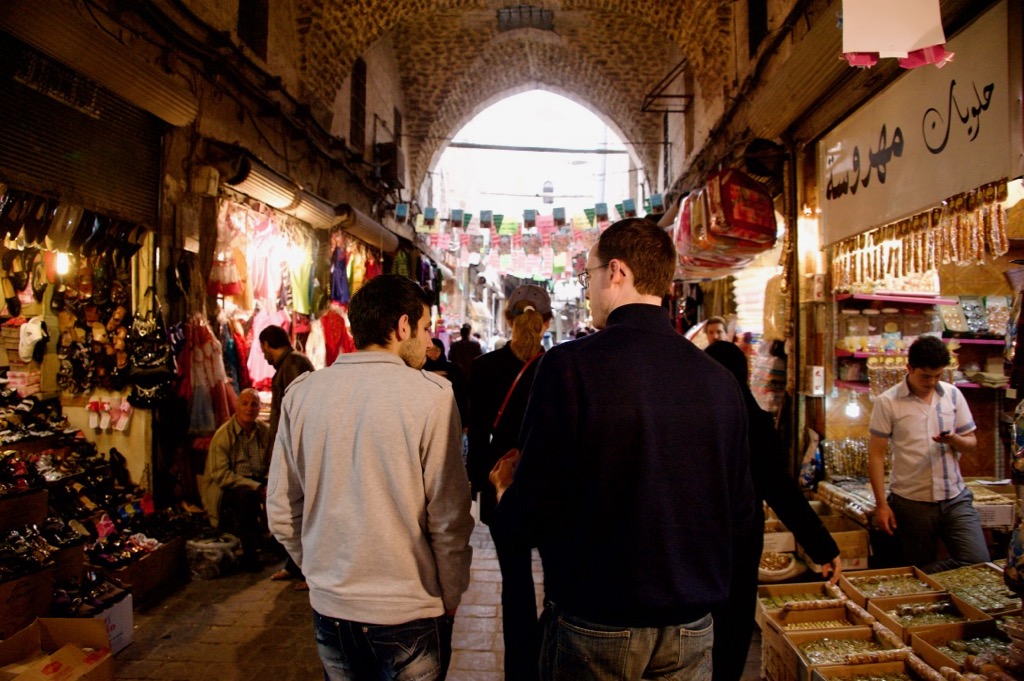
[
  {"xmin": 423, "ymin": 337, "xmax": 467, "ymax": 422},
  {"xmin": 467, "ymin": 284, "xmax": 552, "ymax": 681},
  {"xmin": 705, "ymin": 340, "xmax": 841, "ymax": 681}
]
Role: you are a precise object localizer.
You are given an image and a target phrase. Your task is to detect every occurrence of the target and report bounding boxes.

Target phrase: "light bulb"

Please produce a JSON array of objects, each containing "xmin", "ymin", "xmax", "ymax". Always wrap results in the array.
[
  {"xmin": 844, "ymin": 395, "xmax": 861, "ymax": 418},
  {"xmin": 55, "ymin": 252, "xmax": 70, "ymax": 276}
]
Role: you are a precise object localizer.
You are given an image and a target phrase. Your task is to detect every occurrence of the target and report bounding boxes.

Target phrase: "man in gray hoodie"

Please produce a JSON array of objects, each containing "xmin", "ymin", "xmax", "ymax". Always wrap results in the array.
[{"xmin": 267, "ymin": 274, "xmax": 474, "ymax": 680}]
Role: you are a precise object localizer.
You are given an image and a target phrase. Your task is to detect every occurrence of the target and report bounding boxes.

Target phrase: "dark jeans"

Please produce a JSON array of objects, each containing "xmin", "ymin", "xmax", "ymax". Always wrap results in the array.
[
  {"xmin": 490, "ymin": 521, "xmax": 540, "ymax": 681},
  {"xmin": 888, "ymin": 488, "xmax": 990, "ymax": 573},
  {"xmin": 313, "ymin": 610, "xmax": 453, "ymax": 681},
  {"xmin": 219, "ymin": 486, "xmax": 264, "ymax": 564}
]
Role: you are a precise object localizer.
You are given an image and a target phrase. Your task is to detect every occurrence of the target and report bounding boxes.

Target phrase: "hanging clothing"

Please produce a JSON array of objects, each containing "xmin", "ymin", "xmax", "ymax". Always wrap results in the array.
[
  {"xmin": 306, "ymin": 317, "xmax": 327, "ymax": 370},
  {"xmin": 391, "ymin": 249, "xmax": 412, "ymax": 279},
  {"xmin": 247, "ymin": 308, "xmax": 290, "ymax": 389},
  {"xmin": 288, "ymin": 239, "xmax": 314, "ymax": 314},
  {"xmin": 330, "ymin": 246, "xmax": 350, "ymax": 304},
  {"xmin": 321, "ymin": 306, "xmax": 356, "ymax": 365},
  {"xmin": 347, "ymin": 248, "xmax": 366, "ymax": 297}
]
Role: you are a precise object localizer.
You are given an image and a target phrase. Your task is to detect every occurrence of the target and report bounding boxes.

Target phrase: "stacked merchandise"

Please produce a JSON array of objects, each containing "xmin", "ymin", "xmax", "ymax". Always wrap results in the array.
[
  {"xmin": 758, "ymin": 565, "xmax": 1022, "ymax": 681},
  {"xmin": 672, "ymin": 169, "xmax": 777, "ymax": 280}
]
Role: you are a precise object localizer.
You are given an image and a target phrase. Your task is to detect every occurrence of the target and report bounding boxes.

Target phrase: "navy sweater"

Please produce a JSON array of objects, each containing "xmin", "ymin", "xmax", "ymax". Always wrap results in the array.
[{"xmin": 497, "ymin": 304, "xmax": 755, "ymax": 627}]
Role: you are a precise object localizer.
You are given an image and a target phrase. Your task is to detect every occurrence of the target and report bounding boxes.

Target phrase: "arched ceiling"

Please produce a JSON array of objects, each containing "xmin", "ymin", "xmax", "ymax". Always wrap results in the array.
[{"xmin": 295, "ymin": 0, "xmax": 734, "ymax": 189}]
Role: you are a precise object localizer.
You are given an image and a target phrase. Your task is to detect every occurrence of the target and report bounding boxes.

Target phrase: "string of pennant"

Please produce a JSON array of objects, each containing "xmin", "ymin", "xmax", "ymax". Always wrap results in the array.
[{"xmin": 395, "ymin": 195, "xmax": 663, "ymax": 280}]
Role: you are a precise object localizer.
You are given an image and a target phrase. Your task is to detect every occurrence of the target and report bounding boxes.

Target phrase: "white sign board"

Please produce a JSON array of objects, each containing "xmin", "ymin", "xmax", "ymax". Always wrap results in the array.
[{"xmin": 820, "ymin": 0, "xmax": 1020, "ymax": 245}]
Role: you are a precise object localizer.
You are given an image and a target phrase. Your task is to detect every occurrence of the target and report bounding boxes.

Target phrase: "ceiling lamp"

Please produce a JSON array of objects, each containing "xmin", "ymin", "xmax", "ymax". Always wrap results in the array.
[
  {"xmin": 224, "ymin": 156, "xmax": 296, "ymax": 211},
  {"xmin": 0, "ymin": 0, "xmax": 198, "ymax": 127},
  {"xmin": 335, "ymin": 204, "xmax": 398, "ymax": 253}
]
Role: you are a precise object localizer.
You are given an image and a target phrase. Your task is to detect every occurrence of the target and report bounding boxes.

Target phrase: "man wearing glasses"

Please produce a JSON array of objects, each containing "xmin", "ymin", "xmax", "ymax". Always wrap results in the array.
[{"xmin": 493, "ymin": 218, "xmax": 754, "ymax": 681}]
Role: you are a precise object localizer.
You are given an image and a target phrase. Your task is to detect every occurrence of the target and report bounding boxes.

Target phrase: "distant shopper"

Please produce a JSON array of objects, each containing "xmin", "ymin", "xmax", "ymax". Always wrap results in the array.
[
  {"xmin": 869, "ymin": 336, "xmax": 989, "ymax": 572},
  {"xmin": 705, "ymin": 340, "xmax": 840, "ymax": 681},
  {"xmin": 467, "ymin": 284, "xmax": 552, "ymax": 681},
  {"xmin": 259, "ymin": 324, "xmax": 314, "ymax": 587},
  {"xmin": 267, "ymin": 274, "xmax": 473, "ymax": 680},
  {"xmin": 493, "ymin": 218, "xmax": 754, "ymax": 680},
  {"xmin": 201, "ymin": 389, "xmax": 269, "ymax": 572},
  {"xmin": 424, "ymin": 337, "xmax": 468, "ymax": 423},
  {"xmin": 449, "ymin": 323, "xmax": 482, "ymax": 377},
  {"xmin": 704, "ymin": 316, "xmax": 728, "ymax": 343}
]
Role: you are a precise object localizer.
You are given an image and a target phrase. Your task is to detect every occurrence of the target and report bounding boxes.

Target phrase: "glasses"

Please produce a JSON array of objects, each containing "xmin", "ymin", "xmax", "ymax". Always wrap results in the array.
[{"xmin": 577, "ymin": 263, "xmax": 609, "ymax": 289}]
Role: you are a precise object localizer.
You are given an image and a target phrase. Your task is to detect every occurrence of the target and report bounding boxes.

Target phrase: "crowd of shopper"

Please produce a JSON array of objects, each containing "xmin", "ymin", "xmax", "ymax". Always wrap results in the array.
[{"xmin": 194, "ymin": 215, "xmax": 982, "ymax": 681}]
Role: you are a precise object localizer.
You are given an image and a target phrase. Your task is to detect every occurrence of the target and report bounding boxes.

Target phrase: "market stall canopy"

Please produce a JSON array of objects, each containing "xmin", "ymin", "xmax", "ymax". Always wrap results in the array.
[{"xmin": 335, "ymin": 204, "xmax": 398, "ymax": 253}]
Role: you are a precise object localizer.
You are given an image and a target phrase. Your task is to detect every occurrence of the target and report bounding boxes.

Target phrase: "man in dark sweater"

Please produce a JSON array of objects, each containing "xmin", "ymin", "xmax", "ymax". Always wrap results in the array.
[
  {"xmin": 448, "ymin": 323, "xmax": 482, "ymax": 378},
  {"xmin": 493, "ymin": 218, "xmax": 754, "ymax": 680}
]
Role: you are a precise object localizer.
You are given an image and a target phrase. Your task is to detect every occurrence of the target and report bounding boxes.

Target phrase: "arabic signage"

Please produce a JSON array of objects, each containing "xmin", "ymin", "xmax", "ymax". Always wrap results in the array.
[{"xmin": 819, "ymin": 0, "xmax": 1020, "ymax": 245}]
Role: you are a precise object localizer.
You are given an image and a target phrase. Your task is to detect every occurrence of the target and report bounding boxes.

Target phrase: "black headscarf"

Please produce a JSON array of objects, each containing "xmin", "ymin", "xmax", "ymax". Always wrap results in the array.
[{"xmin": 423, "ymin": 338, "xmax": 449, "ymax": 372}]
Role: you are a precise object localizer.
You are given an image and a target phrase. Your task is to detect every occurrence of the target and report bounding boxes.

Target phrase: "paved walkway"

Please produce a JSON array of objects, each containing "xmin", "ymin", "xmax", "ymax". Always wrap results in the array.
[{"xmin": 114, "ymin": 525, "xmax": 761, "ymax": 680}]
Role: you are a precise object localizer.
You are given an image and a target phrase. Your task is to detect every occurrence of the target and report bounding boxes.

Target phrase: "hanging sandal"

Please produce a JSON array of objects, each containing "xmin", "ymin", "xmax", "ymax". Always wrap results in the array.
[{"xmin": 2, "ymin": 277, "xmax": 20, "ymax": 317}]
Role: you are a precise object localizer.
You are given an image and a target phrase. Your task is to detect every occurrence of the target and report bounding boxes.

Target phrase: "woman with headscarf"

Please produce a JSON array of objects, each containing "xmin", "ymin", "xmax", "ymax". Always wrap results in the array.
[
  {"xmin": 423, "ymin": 337, "xmax": 467, "ymax": 422},
  {"xmin": 705, "ymin": 339, "xmax": 842, "ymax": 681},
  {"xmin": 467, "ymin": 284, "xmax": 552, "ymax": 681}
]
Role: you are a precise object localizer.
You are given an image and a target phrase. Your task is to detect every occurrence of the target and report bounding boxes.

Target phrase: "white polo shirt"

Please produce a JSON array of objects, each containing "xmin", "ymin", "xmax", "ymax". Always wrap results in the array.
[{"xmin": 868, "ymin": 379, "xmax": 976, "ymax": 502}]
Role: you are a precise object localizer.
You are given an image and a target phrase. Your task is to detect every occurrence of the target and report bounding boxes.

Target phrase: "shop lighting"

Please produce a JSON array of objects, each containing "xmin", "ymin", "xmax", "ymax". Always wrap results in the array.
[
  {"xmin": 224, "ymin": 157, "xmax": 297, "ymax": 211},
  {"xmin": 222, "ymin": 153, "xmax": 336, "ymax": 231},
  {"xmin": 55, "ymin": 252, "xmax": 70, "ymax": 276},
  {"xmin": 334, "ymin": 204, "xmax": 399, "ymax": 253},
  {"xmin": 844, "ymin": 393, "xmax": 861, "ymax": 418}
]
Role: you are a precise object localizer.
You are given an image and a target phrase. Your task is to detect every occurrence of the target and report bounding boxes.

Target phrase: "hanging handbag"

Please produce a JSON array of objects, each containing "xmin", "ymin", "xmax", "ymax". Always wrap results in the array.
[{"xmin": 126, "ymin": 287, "xmax": 178, "ymax": 407}]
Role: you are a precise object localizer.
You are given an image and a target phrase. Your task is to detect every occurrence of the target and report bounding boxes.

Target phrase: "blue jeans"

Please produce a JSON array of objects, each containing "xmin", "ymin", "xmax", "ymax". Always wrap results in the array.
[
  {"xmin": 539, "ymin": 603, "xmax": 713, "ymax": 681},
  {"xmin": 888, "ymin": 488, "xmax": 990, "ymax": 573},
  {"xmin": 313, "ymin": 610, "xmax": 453, "ymax": 681}
]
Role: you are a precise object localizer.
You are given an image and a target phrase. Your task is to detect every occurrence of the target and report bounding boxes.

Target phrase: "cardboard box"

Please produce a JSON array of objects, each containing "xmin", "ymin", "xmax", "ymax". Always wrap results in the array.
[
  {"xmin": 809, "ymin": 655, "xmax": 950, "ymax": 681},
  {"xmin": 763, "ymin": 622, "xmax": 908, "ymax": 681},
  {"xmin": 798, "ymin": 516, "xmax": 870, "ymax": 572},
  {"xmin": 763, "ymin": 600, "xmax": 875, "ymax": 635},
  {"xmin": 839, "ymin": 567, "xmax": 944, "ymax": 608},
  {"xmin": 89, "ymin": 595, "xmax": 132, "ymax": 654},
  {"xmin": 0, "ymin": 490, "xmax": 48, "ymax": 533},
  {"xmin": 975, "ymin": 503, "xmax": 1015, "ymax": 527},
  {"xmin": 107, "ymin": 536, "xmax": 185, "ymax": 606},
  {"xmin": 0, "ymin": 570, "xmax": 54, "ymax": 640},
  {"xmin": 51, "ymin": 544, "xmax": 85, "ymax": 582},
  {"xmin": 929, "ymin": 562, "xmax": 1021, "ymax": 615},
  {"xmin": 757, "ymin": 581, "xmax": 846, "ymax": 629},
  {"xmin": 0, "ymin": 618, "xmax": 112, "ymax": 681},
  {"xmin": 764, "ymin": 519, "xmax": 796, "ymax": 553},
  {"xmin": 867, "ymin": 592, "xmax": 992, "ymax": 643},
  {"xmin": 909, "ymin": 619, "xmax": 1007, "ymax": 674}
]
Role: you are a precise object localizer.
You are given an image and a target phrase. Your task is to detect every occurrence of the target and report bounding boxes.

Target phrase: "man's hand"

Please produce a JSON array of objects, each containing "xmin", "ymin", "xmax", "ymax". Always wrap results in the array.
[
  {"xmin": 875, "ymin": 502, "xmax": 898, "ymax": 535},
  {"xmin": 489, "ymin": 449, "xmax": 520, "ymax": 503},
  {"xmin": 819, "ymin": 557, "xmax": 843, "ymax": 585}
]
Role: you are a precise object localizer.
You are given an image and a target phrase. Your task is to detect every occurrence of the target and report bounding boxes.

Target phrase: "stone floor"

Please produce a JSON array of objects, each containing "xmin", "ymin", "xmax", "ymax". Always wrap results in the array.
[{"xmin": 114, "ymin": 525, "xmax": 762, "ymax": 680}]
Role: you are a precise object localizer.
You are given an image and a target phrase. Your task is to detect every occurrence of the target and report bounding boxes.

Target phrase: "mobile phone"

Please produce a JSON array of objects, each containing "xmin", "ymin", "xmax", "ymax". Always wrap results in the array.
[{"xmin": 939, "ymin": 430, "xmax": 950, "ymax": 436}]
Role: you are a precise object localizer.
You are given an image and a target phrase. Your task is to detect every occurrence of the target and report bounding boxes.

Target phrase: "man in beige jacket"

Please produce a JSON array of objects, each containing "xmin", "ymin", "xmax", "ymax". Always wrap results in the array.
[{"xmin": 268, "ymin": 274, "xmax": 474, "ymax": 680}]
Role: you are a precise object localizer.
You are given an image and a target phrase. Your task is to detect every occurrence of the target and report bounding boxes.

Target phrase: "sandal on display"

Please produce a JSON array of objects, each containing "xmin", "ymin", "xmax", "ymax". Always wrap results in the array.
[
  {"xmin": 30, "ymin": 250, "xmax": 46, "ymax": 302},
  {"xmin": 48, "ymin": 204, "xmax": 83, "ymax": 251},
  {"xmin": 2, "ymin": 277, "xmax": 20, "ymax": 317},
  {"xmin": 68, "ymin": 211, "xmax": 97, "ymax": 253}
]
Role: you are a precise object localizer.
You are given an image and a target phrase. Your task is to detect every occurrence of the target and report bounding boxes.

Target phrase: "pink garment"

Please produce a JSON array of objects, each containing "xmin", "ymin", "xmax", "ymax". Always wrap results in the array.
[
  {"xmin": 246, "ymin": 308, "xmax": 290, "ymax": 385},
  {"xmin": 246, "ymin": 213, "xmax": 285, "ymax": 306}
]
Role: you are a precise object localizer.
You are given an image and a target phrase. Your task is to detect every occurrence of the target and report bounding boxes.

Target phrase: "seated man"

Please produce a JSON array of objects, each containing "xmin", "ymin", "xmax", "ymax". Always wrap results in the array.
[{"xmin": 201, "ymin": 388, "xmax": 269, "ymax": 572}]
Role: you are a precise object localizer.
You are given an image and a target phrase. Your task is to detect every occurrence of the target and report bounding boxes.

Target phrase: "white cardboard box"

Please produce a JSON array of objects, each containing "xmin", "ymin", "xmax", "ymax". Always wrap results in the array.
[
  {"xmin": 975, "ymin": 503, "xmax": 1015, "ymax": 528},
  {"xmin": 92, "ymin": 595, "xmax": 133, "ymax": 654}
]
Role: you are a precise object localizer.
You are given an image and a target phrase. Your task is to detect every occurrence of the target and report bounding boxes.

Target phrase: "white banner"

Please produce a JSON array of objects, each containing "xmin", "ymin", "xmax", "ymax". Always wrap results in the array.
[{"xmin": 820, "ymin": 0, "xmax": 1019, "ymax": 245}]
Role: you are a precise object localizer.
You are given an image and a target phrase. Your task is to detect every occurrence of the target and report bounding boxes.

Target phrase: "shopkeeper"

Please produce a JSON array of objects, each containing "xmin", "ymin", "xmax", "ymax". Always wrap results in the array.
[{"xmin": 867, "ymin": 336, "xmax": 989, "ymax": 573}]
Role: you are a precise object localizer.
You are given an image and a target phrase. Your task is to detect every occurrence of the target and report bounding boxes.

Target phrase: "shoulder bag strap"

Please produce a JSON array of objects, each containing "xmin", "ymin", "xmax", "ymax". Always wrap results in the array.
[{"xmin": 492, "ymin": 351, "xmax": 543, "ymax": 431}]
